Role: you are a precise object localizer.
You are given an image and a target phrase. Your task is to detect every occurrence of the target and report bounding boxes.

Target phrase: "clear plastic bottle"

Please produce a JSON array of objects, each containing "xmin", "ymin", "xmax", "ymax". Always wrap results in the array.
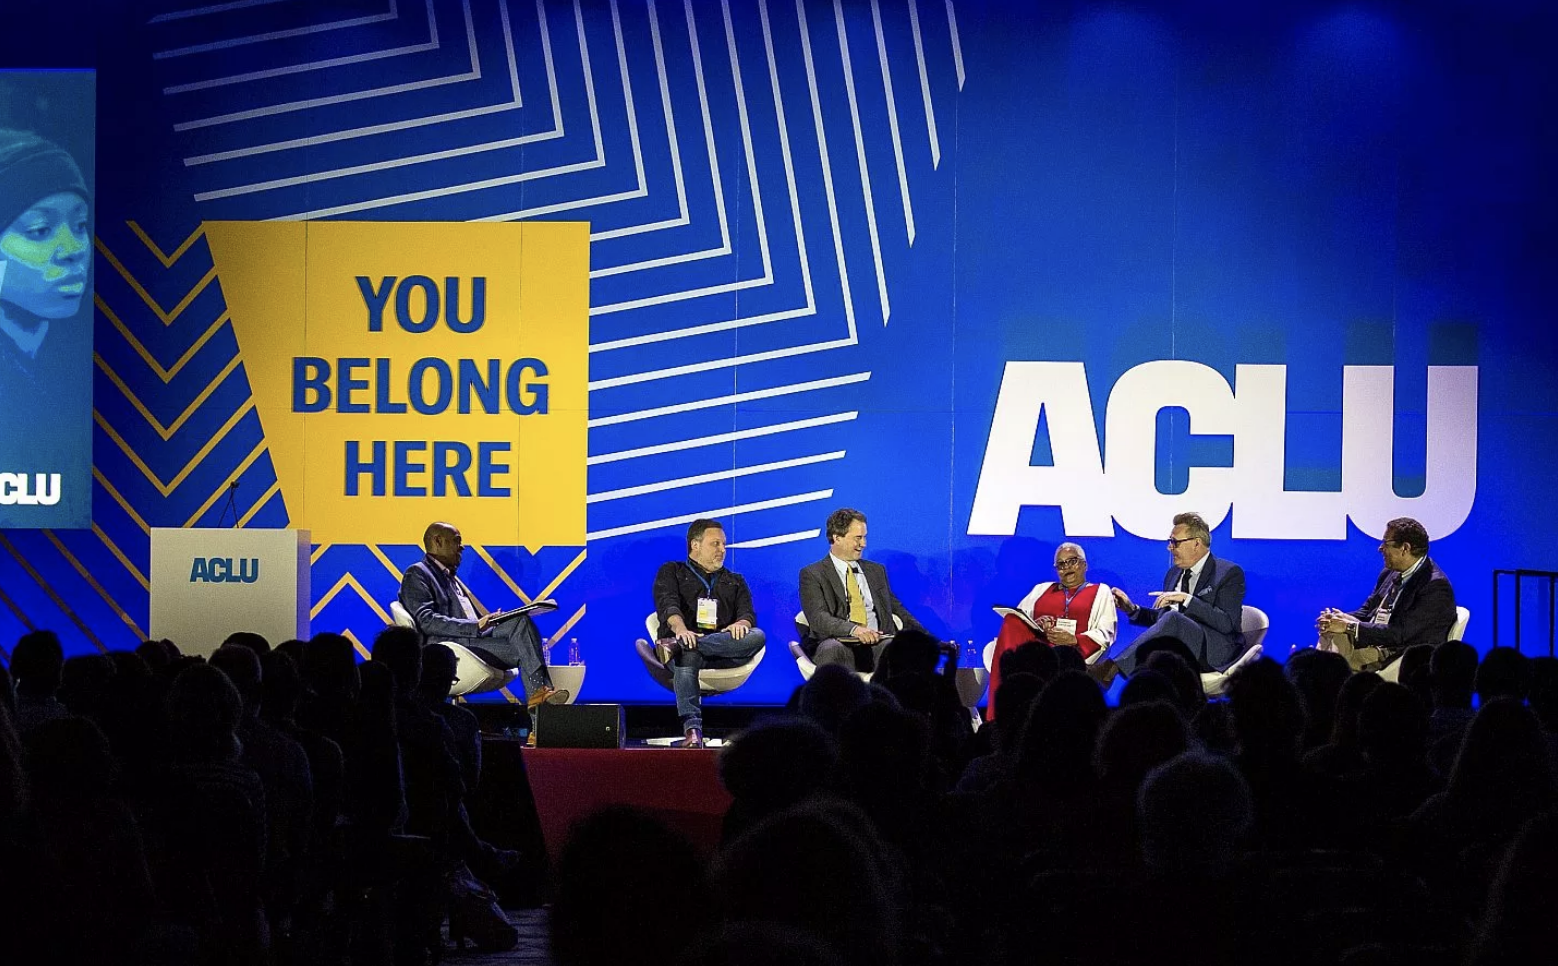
[{"xmin": 568, "ymin": 636, "xmax": 582, "ymax": 665}]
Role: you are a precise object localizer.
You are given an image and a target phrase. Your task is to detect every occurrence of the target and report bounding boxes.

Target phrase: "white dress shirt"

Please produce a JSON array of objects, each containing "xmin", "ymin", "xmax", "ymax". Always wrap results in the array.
[
  {"xmin": 1174, "ymin": 553, "xmax": 1211, "ymax": 611},
  {"xmin": 433, "ymin": 558, "xmax": 479, "ymax": 620},
  {"xmin": 1376, "ymin": 555, "xmax": 1427, "ymax": 619},
  {"xmin": 829, "ymin": 553, "xmax": 878, "ymax": 631}
]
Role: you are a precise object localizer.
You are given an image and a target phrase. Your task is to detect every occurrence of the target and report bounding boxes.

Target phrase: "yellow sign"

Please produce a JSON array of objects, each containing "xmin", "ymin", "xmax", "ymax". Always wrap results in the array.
[{"xmin": 206, "ymin": 221, "xmax": 588, "ymax": 550}]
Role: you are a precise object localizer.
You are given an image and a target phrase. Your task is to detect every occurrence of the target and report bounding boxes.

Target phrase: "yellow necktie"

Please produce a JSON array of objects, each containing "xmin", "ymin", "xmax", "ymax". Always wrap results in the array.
[{"xmin": 845, "ymin": 566, "xmax": 868, "ymax": 626}]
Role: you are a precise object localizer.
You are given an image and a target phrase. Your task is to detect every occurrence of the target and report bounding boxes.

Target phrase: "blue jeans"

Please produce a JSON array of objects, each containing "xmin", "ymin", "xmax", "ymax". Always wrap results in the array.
[{"xmin": 669, "ymin": 628, "xmax": 766, "ymax": 731}]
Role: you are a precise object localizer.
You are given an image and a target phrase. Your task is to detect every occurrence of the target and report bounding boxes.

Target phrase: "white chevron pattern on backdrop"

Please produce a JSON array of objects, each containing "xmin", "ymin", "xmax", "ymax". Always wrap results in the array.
[{"xmin": 148, "ymin": 0, "xmax": 965, "ymax": 549}]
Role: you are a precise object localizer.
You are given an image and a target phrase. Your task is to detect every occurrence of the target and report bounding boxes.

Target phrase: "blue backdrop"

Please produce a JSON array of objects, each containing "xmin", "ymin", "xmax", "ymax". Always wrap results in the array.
[{"xmin": 3, "ymin": 0, "xmax": 1555, "ymax": 705}]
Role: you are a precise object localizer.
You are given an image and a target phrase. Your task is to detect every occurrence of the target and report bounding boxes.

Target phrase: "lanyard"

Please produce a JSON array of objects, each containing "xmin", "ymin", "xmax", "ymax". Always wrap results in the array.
[
  {"xmin": 686, "ymin": 561, "xmax": 717, "ymax": 597},
  {"xmin": 1383, "ymin": 557, "xmax": 1426, "ymax": 610},
  {"xmin": 1060, "ymin": 582, "xmax": 1089, "ymax": 618}
]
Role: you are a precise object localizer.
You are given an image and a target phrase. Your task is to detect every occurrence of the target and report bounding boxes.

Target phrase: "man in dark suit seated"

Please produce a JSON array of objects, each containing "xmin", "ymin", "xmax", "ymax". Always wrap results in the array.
[
  {"xmin": 1315, "ymin": 516, "xmax": 1457, "ymax": 672},
  {"xmin": 798, "ymin": 507, "xmax": 924, "ymax": 674},
  {"xmin": 1111, "ymin": 511, "xmax": 1246, "ymax": 675},
  {"xmin": 399, "ymin": 522, "xmax": 566, "ymax": 708}
]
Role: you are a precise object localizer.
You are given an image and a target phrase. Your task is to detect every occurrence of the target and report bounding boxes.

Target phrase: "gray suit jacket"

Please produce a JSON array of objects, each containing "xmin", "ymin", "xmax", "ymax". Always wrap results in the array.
[{"xmin": 798, "ymin": 556, "xmax": 923, "ymax": 653}]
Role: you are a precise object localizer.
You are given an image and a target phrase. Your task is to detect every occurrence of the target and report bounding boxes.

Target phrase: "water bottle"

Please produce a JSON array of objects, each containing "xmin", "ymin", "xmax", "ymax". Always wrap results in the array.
[
  {"xmin": 515, "ymin": 714, "xmax": 531, "ymax": 743},
  {"xmin": 568, "ymin": 636, "xmax": 582, "ymax": 665}
]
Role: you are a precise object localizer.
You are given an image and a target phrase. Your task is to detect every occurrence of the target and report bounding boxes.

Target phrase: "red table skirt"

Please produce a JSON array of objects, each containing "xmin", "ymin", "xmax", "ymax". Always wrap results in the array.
[{"xmin": 521, "ymin": 747, "xmax": 732, "ymax": 861}]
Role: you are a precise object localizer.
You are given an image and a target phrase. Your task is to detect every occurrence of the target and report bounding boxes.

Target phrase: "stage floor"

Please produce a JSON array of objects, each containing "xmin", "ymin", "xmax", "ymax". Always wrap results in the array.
[
  {"xmin": 469, "ymin": 702, "xmax": 788, "ymax": 742},
  {"xmin": 444, "ymin": 908, "xmax": 550, "ymax": 965}
]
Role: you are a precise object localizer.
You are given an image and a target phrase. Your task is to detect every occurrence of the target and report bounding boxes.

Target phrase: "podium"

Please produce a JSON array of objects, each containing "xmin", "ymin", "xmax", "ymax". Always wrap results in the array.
[{"xmin": 149, "ymin": 528, "xmax": 311, "ymax": 657}]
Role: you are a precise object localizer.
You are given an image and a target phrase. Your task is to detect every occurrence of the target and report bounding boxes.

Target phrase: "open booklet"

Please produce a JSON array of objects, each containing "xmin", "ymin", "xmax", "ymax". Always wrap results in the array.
[
  {"xmin": 483, "ymin": 599, "xmax": 559, "ymax": 625},
  {"xmin": 838, "ymin": 633, "xmax": 895, "ymax": 645},
  {"xmin": 992, "ymin": 605, "xmax": 1041, "ymax": 632},
  {"xmin": 993, "ymin": 606, "xmax": 1080, "ymax": 643}
]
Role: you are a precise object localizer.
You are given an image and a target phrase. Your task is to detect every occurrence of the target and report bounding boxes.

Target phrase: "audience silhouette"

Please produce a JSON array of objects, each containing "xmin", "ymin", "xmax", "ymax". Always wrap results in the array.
[{"xmin": 6, "ymin": 620, "xmax": 1558, "ymax": 966}]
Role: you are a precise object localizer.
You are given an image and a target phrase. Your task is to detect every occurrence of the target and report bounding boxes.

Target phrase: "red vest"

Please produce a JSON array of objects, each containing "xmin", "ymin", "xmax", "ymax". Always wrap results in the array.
[
  {"xmin": 1029, "ymin": 582, "xmax": 1103, "ymax": 658},
  {"xmin": 988, "ymin": 582, "xmax": 1104, "ymax": 720}
]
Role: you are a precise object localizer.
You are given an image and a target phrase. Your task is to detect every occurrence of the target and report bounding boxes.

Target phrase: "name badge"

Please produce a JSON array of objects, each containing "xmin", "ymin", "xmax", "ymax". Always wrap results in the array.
[
  {"xmin": 1373, "ymin": 607, "xmax": 1392, "ymax": 626},
  {"xmin": 696, "ymin": 596, "xmax": 719, "ymax": 630},
  {"xmin": 1053, "ymin": 618, "xmax": 1078, "ymax": 639}
]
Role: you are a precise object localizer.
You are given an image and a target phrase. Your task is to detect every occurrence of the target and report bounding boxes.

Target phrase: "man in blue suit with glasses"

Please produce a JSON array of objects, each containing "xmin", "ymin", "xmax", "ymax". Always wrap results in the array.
[{"xmin": 1110, "ymin": 511, "xmax": 1247, "ymax": 675}]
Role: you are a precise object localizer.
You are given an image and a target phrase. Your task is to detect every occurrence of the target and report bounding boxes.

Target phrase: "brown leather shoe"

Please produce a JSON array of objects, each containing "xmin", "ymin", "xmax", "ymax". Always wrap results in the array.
[
  {"xmin": 654, "ymin": 638, "xmax": 683, "ymax": 666},
  {"xmin": 678, "ymin": 727, "xmax": 704, "ymax": 749},
  {"xmin": 1086, "ymin": 658, "xmax": 1120, "ymax": 687},
  {"xmin": 525, "ymin": 686, "xmax": 571, "ymax": 708}
]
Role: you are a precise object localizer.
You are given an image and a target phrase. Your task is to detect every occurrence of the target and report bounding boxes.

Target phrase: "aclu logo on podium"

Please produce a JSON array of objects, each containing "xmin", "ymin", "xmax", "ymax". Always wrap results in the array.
[
  {"xmin": 190, "ymin": 557, "xmax": 261, "ymax": 584},
  {"xmin": 0, "ymin": 473, "xmax": 62, "ymax": 506}
]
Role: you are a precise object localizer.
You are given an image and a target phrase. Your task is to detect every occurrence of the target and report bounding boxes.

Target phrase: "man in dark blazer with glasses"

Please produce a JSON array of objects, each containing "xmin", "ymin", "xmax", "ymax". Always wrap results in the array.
[
  {"xmin": 1315, "ymin": 516, "xmax": 1457, "ymax": 671},
  {"xmin": 1111, "ymin": 511, "xmax": 1247, "ymax": 675}
]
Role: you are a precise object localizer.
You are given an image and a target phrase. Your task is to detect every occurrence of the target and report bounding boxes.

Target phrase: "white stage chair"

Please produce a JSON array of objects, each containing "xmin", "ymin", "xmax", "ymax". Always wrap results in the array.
[
  {"xmin": 389, "ymin": 601, "xmax": 521, "ymax": 698},
  {"xmin": 1380, "ymin": 605, "xmax": 1471, "ymax": 683},
  {"xmin": 1198, "ymin": 605, "xmax": 1270, "ymax": 697},
  {"xmin": 634, "ymin": 613, "xmax": 766, "ymax": 695}
]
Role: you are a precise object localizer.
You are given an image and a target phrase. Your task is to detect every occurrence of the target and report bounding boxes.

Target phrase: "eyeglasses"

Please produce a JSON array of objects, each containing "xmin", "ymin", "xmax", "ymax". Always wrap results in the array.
[
  {"xmin": 1054, "ymin": 557, "xmax": 1083, "ymax": 571},
  {"xmin": 1166, "ymin": 536, "xmax": 1197, "ymax": 548}
]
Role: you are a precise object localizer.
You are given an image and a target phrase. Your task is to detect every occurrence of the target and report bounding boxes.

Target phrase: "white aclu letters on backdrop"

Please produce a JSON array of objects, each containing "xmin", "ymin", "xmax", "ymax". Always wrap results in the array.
[{"xmin": 968, "ymin": 362, "xmax": 1479, "ymax": 540}]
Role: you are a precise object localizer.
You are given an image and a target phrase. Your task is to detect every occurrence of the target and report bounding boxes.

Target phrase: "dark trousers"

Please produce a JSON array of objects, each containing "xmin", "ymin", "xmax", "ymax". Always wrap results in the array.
[
  {"xmin": 810, "ymin": 637, "xmax": 889, "ymax": 675},
  {"xmin": 464, "ymin": 616, "xmax": 551, "ymax": 691},
  {"xmin": 1116, "ymin": 610, "xmax": 1219, "ymax": 674}
]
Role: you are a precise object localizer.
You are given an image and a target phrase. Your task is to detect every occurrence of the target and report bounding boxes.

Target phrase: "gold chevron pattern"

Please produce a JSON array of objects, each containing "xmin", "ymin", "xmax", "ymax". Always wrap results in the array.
[
  {"xmin": 4, "ymin": 220, "xmax": 587, "ymax": 691},
  {"xmin": 314, "ymin": 544, "xmax": 593, "ymax": 705},
  {"xmin": 0, "ymin": 220, "xmax": 250, "ymax": 652}
]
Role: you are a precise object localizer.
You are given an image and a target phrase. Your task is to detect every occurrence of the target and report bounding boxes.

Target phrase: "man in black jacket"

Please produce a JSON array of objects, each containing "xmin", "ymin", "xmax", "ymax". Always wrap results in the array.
[
  {"xmin": 797, "ymin": 508, "xmax": 924, "ymax": 675},
  {"xmin": 652, "ymin": 519, "xmax": 765, "ymax": 747},
  {"xmin": 1316, "ymin": 517, "xmax": 1457, "ymax": 671}
]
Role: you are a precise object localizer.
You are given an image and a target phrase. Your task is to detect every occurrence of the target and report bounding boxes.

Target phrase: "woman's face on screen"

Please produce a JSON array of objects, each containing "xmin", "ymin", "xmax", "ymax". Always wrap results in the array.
[{"xmin": 0, "ymin": 192, "xmax": 90, "ymax": 320}]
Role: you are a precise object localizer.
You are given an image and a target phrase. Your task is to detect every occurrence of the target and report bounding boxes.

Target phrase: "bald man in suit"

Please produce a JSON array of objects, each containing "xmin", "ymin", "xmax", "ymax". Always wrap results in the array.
[{"xmin": 399, "ymin": 522, "xmax": 566, "ymax": 707}]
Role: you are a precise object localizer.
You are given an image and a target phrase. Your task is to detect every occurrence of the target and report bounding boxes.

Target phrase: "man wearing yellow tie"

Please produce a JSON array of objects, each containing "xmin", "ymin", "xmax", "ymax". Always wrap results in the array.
[{"xmin": 798, "ymin": 508, "xmax": 925, "ymax": 674}]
